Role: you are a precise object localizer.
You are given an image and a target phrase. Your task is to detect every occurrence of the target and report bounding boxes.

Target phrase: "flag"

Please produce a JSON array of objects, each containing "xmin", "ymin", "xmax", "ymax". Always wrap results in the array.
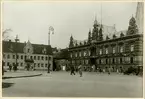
[{"xmin": 49, "ymin": 26, "xmax": 54, "ymax": 34}]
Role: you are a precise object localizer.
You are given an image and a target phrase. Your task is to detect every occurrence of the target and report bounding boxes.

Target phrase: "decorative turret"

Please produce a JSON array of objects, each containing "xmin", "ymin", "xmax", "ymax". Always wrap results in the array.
[
  {"xmin": 98, "ymin": 24, "xmax": 103, "ymax": 41},
  {"xmin": 127, "ymin": 16, "xmax": 138, "ymax": 35},
  {"xmin": 113, "ymin": 34, "xmax": 117, "ymax": 39},
  {"xmin": 69, "ymin": 35, "xmax": 74, "ymax": 48},
  {"xmin": 120, "ymin": 32, "xmax": 124, "ymax": 37},
  {"xmin": 88, "ymin": 29, "xmax": 92, "ymax": 44},
  {"xmin": 106, "ymin": 35, "xmax": 110, "ymax": 40}
]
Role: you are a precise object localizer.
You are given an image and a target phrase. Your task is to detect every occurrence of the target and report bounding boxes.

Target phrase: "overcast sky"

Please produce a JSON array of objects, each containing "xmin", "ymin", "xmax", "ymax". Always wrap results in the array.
[{"xmin": 2, "ymin": 2, "xmax": 137, "ymax": 49}]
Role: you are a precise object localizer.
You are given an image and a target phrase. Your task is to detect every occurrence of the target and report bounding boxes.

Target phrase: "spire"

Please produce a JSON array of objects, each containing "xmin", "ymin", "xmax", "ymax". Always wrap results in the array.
[
  {"xmin": 94, "ymin": 14, "xmax": 98, "ymax": 25},
  {"xmin": 88, "ymin": 29, "xmax": 92, "ymax": 44},
  {"xmin": 99, "ymin": 25, "xmax": 103, "ymax": 41},
  {"xmin": 69, "ymin": 35, "xmax": 74, "ymax": 48},
  {"xmin": 101, "ymin": 2, "xmax": 102, "ymax": 25},
  {"xmin": 135, "ymin": 2, "xmax": 144, "ymax": 34}
]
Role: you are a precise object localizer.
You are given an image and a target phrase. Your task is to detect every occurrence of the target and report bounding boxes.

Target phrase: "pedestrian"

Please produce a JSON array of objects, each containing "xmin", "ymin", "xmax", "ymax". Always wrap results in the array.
[
  {"xmin": 9, "ymin": 64, "xmax": 12, "ymax": 71},
  {"xmin": 70, "ymin": 65, "xmax": 75, "ymax": 75},
  {"xmin": 108, "ymin": 67, "xmax": 111, "ymax": 75},
  {"xmin": 117, "ymin": 68, "xmax": 119, "ymax": 73},
  {"xmin": 13, "ymin": 63, "xmax": 17, "ymax": 72},
  {"xmin": 78, "ymin": 64, "xmax": 83, "ymax": 77},
  {"xmin": 47, "ymin": 64, "xmax": 50, "ymax": 73},
  {"xmin": 99, "ymin": 67, "xmax": 102, "ymax": 73},
  {"xmin": 103, "ymin": 68, "xmax": 105, "ymax": 73}
]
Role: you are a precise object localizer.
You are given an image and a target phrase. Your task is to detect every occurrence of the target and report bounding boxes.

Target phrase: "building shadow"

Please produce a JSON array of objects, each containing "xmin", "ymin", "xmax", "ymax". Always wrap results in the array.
[{"xmin": 2, "ymin": 82, "xmax": 14, "ymax": 88}]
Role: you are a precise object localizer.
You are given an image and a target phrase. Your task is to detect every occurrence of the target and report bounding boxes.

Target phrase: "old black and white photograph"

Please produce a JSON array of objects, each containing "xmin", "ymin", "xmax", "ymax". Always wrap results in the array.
[{"xmin": 1, "ymin": 1, "xmax": 143, "ymax": 97}]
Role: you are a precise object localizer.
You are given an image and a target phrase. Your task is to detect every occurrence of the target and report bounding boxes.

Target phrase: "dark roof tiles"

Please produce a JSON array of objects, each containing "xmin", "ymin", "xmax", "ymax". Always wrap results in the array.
[{"xmin": 2, "ymin": 41, "xmax": 53, "ymax": 55}]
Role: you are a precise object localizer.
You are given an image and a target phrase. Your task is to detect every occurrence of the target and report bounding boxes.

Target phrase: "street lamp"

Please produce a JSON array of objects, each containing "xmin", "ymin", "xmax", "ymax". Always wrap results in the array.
[
  {"xmin": 14, "ymin": 35, "xmax": 19, "ymax": 71},
  {"xmin": 47, "ymin": 26, "xmax": 54, "ymax": 73}
]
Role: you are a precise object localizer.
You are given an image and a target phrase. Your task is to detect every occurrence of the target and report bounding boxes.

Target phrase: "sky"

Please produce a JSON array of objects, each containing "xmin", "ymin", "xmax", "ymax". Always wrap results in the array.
[{"xmin": 2, "ymin": 2, "xmax": 137, "ymax": 49}]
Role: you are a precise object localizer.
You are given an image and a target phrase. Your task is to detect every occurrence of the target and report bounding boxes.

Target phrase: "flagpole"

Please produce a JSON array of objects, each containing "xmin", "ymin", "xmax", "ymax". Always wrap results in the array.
[
  {"xmin": 48, "ymin": 26, "xmax": 54, "ymax": 73},
  {"xmin": 48, "ymin": 28, "xmax": 50, "ymax": 73}
]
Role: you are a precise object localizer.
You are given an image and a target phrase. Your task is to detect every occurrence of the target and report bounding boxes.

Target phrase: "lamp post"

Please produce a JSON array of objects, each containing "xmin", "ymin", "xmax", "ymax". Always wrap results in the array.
[
  {"xmin": 14, "ymin": 35, "xmax": 19, "ymax": 71},
  {"xmin": 47, "ymin": 26, "xmax": 54, "ymax": 73}
]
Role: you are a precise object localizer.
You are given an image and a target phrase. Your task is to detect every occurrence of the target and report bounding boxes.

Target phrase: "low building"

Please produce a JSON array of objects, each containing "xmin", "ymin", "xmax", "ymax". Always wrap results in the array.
[
  {"xmin": 2, "ymin": 40, "xmax": 53, "ymax": 71},
  {"xmin": 53, "ymin": 48, "xmax": 69, "ymax": 71}
]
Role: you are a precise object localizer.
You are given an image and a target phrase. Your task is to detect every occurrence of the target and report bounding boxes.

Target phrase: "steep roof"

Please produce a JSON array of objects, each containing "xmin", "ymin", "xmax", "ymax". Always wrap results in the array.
[{"xmin": 2, "ymin": 41, "xmax": 53, "ymax": 55}]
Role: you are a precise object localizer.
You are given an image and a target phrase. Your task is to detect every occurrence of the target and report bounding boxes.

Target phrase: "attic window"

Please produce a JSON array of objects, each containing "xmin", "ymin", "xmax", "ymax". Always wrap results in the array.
[
  {"xmin": 42, "ymin": 48, "xmax": 47, "ymax": 54},
  {"xmin": 28, "ymin": 49, "xmax": 30, "ymax": 53}
]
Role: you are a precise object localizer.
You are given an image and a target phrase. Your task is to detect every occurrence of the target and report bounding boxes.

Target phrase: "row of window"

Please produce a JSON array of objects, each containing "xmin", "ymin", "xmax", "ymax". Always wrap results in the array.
[
  {"xmin": 3, "ymin": 54, "xmax": 52, "ymax": 61},
  {"xmin": 3, "ymin": 62, "xmax": 50, "ymax": 68},
  {"xmin": 71, "ymin": 57, "xmax": 134, "ymax": 65},
  {"xmin": 70, "ymin": 45, "xmax": 134, "ymax": 58}
]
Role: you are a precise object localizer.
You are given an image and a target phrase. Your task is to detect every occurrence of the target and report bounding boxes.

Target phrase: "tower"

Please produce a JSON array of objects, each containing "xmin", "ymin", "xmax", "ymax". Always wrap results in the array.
[
  {"xmin": 98, "ymin": 25, "xmax": 103, "ymax": 41},
  {"xmin": 92, "ymin": 16, "xmax": 99, "ymax": 41},
  {"xmin": 135, "ymin": 2, "xmax": 144, "ymax": 34},
  {"xmin": 88, "ymin": 29, "xmax": 92, "ymax": 44},
  {"xmin": 127, "ymin": 16, "xmax": 138, "ymax": 35}
]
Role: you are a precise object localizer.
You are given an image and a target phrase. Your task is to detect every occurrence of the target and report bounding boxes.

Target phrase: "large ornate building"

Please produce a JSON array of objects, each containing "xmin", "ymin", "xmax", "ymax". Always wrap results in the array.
[
  {"xmin": 2, "ymin": 40, "xmax": 53, "ymax": 71},
  {"xmin": 68, "ymin": 2, "xmax": 143, "ymax": 72}
]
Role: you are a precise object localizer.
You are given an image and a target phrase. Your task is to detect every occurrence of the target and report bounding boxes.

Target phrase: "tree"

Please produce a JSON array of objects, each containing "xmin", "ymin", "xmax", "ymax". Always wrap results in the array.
[{"xmin": 2, "ymin": 29, "xmax": 12, "ymax": 41}]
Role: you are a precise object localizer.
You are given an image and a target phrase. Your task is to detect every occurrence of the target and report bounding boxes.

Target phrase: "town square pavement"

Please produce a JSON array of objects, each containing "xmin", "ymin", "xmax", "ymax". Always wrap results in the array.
[{"xmin": 2, "ymin": 71, "xmax": 143, "ymax": 97}]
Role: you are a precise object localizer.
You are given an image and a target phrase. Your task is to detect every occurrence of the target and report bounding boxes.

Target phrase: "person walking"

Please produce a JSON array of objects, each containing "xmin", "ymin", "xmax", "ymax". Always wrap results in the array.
[
  {"xmin": 9, "ymin": 64, "xmax": 12, "ymax": 71},
  {"xmin": 108, "ymin": 67, "xmax": 111, "ymax": 75},
  {"xmin": 47, "ymin": 64, "xmax": 50, "ymax": 73},
  {"xmin": 78, "ymin": 64, "xmax": 83, "ymax": 77},
  {"xmin": 70, "ymin": 65, "xmax": 75, "ymax": 75}
]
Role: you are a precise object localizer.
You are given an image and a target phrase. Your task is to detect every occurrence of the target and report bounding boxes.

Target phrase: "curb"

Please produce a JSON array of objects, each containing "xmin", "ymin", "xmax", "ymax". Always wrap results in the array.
[{"xmin": 2, "ymin": 74, "xmax": 42, "ymax": 79}]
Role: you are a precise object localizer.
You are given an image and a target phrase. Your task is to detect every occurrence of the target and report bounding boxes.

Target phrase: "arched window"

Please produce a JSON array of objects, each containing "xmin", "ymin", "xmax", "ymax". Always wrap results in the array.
[
  {"xmin": 131, "ymin": 45, "xmax": 134, "ymax": 52},
  {"xmin": 105, "ymin": 48, "xmax": 108, "ymax": 54},
  {"xmin": 130, "ymin": 57, "xmax": 133, "ymax": 63},
  {"xmin": 79, "ymin": 51, "xmax": 81, "ymax": 57},
  {"xmin": 70, "ymin": 53, "xmax": 72, "ymax": 58},
  {"xmin": 75, "ymin": 52, "xmax": 77, "ymax": 57},
  {"xmin": 120, "ymin": 46, "xmax": 123, "ymax": 53},
  {"xmin": 112, "ymin": 58, "xmax": 115, "ymax": 64},
  {"xmin": 100, "ymin": 49, "xmax": 102, "ymax": 55},
  {"xmin": 120, "ymin": 58, "xmax": 122, "ymax": 64},
  {"xmin": 106, "ymin": 59, "xmax": 108, "ymax": 64},
  {"xmin": 113, "ymin": 47, "xmax": 115, "ymax": 53}
]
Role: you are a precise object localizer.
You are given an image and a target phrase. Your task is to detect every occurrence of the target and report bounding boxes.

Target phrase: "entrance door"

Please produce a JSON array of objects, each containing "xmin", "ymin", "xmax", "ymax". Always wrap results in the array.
[
  {"xmin": 90, "ymin": 58, "xmax": 96, "ymax": 71},
  {"xmin": 90, "ymin": 58, "xmax": 96, "ymax": 65}
]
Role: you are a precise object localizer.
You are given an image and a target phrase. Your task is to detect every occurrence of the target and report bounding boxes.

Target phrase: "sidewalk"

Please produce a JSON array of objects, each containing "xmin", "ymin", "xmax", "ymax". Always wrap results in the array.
[{"xmin": 2, "ymin": 71, "xmax": 43, "ymax": 79}]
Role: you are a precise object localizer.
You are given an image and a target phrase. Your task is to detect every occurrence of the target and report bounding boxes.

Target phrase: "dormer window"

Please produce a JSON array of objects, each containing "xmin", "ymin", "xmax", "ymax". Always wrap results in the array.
[
  {"xmin": 28, "ymin": 49, "xmax": 30, "ymax": 53},
  {"xmin": 42, "ymin": 48, "xmax": 47, "ymax": 54}
]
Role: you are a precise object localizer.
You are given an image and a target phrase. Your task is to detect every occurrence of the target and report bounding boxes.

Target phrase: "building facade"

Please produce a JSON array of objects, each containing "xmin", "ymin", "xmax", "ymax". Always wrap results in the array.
[
  {"xmin": 2, "ymin": 40, "xmax": 53, "ymax": 71},
  {"xmin": 68, "ymin": 3, "xmax": 143, "ymax": 72}
]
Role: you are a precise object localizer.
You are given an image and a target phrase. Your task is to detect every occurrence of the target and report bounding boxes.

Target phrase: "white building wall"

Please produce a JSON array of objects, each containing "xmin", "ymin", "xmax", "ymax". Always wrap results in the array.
[{"xmin": 3, "ymin": 52, "xmax": 53, "ymax": 71}]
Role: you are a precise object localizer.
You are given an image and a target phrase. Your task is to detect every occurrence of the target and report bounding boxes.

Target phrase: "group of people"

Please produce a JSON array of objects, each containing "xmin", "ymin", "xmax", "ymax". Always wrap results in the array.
[
  {"xmin": 8, "ymin": 63, "xmax": 18, "ymax": 71},
  {"xmin": 70, "ymin": 64, "xmax": 83, "ymax": 77}
]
